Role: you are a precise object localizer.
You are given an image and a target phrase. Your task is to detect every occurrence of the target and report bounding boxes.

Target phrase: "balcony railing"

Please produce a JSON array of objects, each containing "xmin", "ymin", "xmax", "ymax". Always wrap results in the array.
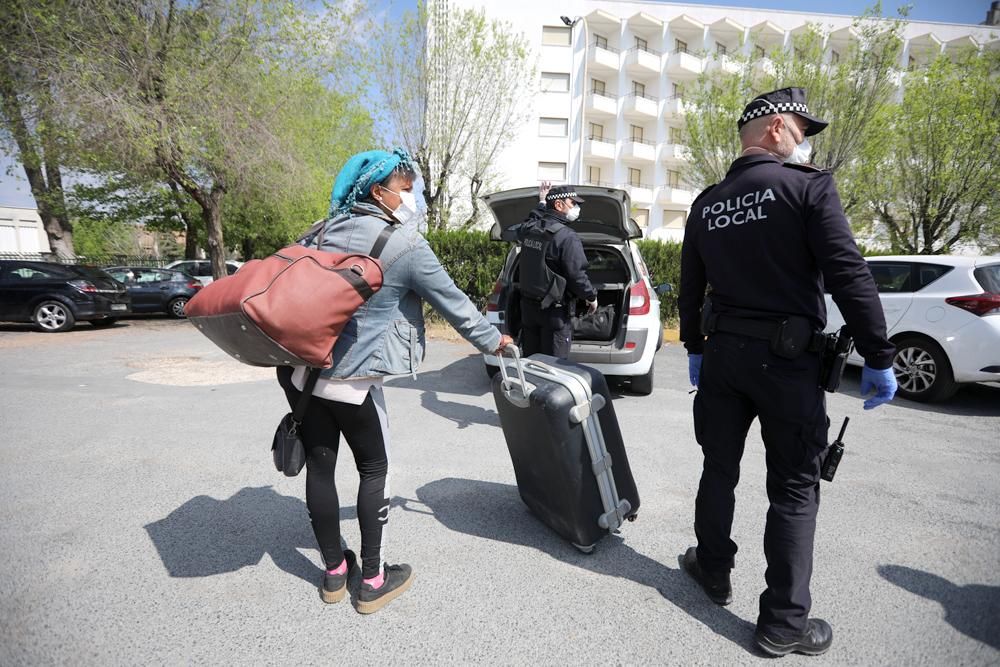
[
  {"xmin": 590, "ymin": 41, "xmax": 621, "ymax": 54},
  {"xmin": 587, "ymin": 134, "xmax": 612, "ymax": 142},
  {"xmin": 625, "ymin": 137, "xmax": 656, "ymax": 146},
  {"xmin": 590, "ymin": 89, "xmax": 617, "ymax": 99},
  {"xmin": 626, "ymin": 45, "xmax": 662, "ymax": 57},
  {"xmin": 626, "ymin": 182, "xmax": 653, "ymax": 189},
  {"xmin": 583, "ymin": 179, "xmax": 617, "ymax": 188},
  {"xmin": 625, "ymin": 91, "xmax": 658, "ymax": 102}
]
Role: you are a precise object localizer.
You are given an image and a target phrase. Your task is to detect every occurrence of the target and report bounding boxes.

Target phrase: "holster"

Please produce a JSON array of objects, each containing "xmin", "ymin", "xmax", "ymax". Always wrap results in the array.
[
  {"xmin": 706, "ymin": 308, "xmax": 824, "ymax": 360},
  {"xmin": 819, "ymin": 326, "xmax": 854, "ymax": 392}
]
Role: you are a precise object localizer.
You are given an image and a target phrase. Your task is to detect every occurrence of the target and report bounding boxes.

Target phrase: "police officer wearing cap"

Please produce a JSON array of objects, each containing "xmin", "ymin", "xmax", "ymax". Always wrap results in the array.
[
  {"xmin": 505, "ymin": 182, "xmax": 598, "ymax": 358},
  {"xmin": 677, "ymin": 87, "xmax": 898, "ymax": 657}
]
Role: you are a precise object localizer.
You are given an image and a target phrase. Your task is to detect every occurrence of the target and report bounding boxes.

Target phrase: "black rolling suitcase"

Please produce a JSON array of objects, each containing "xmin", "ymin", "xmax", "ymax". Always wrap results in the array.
[{"xmin": 491, "ymin": 346, "xmax": 640, "ymax": 552}]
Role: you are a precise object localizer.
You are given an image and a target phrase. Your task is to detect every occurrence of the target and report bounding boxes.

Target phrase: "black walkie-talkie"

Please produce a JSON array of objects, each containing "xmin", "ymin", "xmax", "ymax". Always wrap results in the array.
[{"xmin": 821, "ymin": 417, "xmax": 849, "ymax": 482}]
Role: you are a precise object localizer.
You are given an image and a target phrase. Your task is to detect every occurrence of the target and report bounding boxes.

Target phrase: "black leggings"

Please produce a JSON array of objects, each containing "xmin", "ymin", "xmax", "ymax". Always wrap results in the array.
[{"xmin": 279, "ymin": 372, "xmax": 390, "ymax": 579}]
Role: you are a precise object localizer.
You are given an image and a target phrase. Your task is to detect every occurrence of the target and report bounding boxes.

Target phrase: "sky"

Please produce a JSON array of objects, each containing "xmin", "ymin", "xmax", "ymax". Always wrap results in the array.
[{"xmin": 1, "ymin": 0, "xmax": 993, "ymax": 208}]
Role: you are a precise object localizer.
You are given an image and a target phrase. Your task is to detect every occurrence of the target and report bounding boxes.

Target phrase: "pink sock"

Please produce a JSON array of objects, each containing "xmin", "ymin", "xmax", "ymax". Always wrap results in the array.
[
  {"xmin": 326, "ymin": 558, "xmax": 348, "ymax": 576},
  {"xmin": 363, "ymin": 571, "xmax": 385, "ymax": 589}
]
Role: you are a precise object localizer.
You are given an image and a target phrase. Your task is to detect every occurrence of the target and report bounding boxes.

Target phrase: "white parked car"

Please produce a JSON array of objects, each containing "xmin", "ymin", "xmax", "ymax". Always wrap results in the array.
[
  {"xmin": 825, "ymin": 255, "xmax": 1000, "ymax": 402},
  {"xmin": 164, "ymin": 259, "xmax": 243, "ymax": 286},
  {"xmin": 480, "ymin": 186, "xmax": 667, "ymax": 395}
]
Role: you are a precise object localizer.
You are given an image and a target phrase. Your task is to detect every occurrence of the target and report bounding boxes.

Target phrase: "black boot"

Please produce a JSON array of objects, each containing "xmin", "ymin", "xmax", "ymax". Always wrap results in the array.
[
  {"xmin": 679, "ymin": 546, "xmax": 732, "ymax": 605},
  {"xmin": 756, "ymin": 619, "xmax": 834, "ymax": 656}
]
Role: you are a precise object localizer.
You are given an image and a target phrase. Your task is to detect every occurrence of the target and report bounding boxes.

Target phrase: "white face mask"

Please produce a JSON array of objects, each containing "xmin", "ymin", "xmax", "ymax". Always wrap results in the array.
[
  {"xmin": 786, "ymin": 136, "xmax": 812, "ymax": 165},
  {"xmin": 565, "ymin": 205, "xmax": 581, "ymax": 222},
  {"xmin": 379, "ymin": 187, "xmax": 419, "ymax": 224}
]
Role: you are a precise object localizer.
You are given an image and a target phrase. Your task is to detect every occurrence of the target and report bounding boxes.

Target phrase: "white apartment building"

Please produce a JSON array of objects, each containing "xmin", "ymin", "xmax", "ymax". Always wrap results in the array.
[
  {"xmin": 0, "ymin": 206, "xmax": 51, "ymax": 255},
  {"xmin": 444, "ymin": 0, "xmax": 997, "ymax": 240}
]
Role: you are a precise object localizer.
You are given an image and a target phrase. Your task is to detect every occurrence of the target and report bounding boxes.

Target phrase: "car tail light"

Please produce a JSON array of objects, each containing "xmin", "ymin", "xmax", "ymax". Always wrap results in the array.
[
  {"xmin": 486, "ymin": 280, "xmax": 503, "ymax": 312},
  {"xmin": 629, "ymin": 281, "xmax": 650, "ymax": 316},
  {"xmin": 187, "ymin": 281, "xmax": 202, "ymax": 291},
  {"xmin": 68, "ymin": 280, "xmax": 97, "ymax": 293},
  {"xmin": 945, "ymin": 293, "xmax": 1000, "ymax": 316}
]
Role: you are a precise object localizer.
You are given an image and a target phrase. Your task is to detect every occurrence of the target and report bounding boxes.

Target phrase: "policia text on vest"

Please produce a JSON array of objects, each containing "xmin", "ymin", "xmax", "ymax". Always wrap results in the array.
[{"xmin": 701, "ymin": 189, "xmax": 775, "ymax": 230}]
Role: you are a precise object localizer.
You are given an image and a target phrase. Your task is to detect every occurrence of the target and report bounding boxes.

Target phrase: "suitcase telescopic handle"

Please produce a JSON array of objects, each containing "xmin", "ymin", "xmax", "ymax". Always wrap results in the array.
[{"xmin": 496, "ymin": 344, "xmax": 529, "ymax": 398}]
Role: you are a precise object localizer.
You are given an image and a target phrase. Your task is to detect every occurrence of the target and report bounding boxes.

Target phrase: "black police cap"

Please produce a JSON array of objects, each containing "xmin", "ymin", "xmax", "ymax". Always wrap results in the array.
[
  {"xmin": 545, "ymin": 185, "xmax": 585, "ymax": 204},
  {"xmin": 737, "ymin": 87, "xmax": 829, "ymax": 136}
]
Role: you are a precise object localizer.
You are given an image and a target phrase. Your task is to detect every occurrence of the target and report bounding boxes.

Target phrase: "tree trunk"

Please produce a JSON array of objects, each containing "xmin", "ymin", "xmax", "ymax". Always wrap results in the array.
[
  {"xmin": 0, "ymin": 67, "xmax": 75, "ymax": 257},
  {"xmin": 201, "ymin": 188, "xmax": 227, "ymax": 279}
]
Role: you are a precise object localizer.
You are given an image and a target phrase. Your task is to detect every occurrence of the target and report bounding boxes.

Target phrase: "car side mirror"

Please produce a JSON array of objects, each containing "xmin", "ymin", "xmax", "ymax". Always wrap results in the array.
[{"xmin": 655, "ymin": 283, "xmax": 673, "ymax": 295}]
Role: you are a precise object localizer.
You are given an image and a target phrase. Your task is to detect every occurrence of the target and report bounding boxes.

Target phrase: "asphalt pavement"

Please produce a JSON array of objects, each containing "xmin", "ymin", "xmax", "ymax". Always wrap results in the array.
[{"xmin": 0, "ymin": 317, "xmax": 998, "ymax": 665}]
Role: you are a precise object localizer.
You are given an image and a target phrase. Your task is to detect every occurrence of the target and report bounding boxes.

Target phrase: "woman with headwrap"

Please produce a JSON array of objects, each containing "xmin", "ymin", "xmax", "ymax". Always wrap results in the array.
[{"xmin": 279, "ymin": 148, "xmax": 512, "ymax": 614}]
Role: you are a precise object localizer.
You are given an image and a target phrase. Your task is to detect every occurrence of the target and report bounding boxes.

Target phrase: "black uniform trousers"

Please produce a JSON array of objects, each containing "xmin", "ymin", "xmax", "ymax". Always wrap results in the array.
[
  {"xmin": 519, "ymin": 298, "xmax": 573, "ymax": 359},
  {"xmin": 693, "ymin": 332, "xmax": 829, "ymax": 640}
]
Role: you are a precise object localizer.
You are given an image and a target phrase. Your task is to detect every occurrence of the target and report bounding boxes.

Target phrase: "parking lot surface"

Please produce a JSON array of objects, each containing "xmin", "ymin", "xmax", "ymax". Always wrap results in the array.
[{"xmin": 1, "ymin": 318, "xmax": 998, "ymax": 665}]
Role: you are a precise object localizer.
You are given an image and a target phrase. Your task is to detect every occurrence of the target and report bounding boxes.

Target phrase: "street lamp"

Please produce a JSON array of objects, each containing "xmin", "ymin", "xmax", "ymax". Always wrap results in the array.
[{"xmin": 561, "ymin": 15, "xmax": 588, "ymax": 184}]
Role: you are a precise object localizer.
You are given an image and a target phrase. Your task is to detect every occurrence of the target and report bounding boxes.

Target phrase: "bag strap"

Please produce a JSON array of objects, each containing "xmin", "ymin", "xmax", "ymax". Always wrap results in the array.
[
  {"xmin": 369, "ymin": 223, "xmax": 397, "ymax": 259},
  {"xmin": 292, "ymin": 368, "xmax": 322, "ymax": 425}
]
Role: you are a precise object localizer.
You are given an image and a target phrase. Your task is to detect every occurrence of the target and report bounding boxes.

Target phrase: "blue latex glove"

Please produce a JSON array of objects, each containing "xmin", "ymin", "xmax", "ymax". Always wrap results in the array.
[
  {"xmin": 860, "ymin": 365, "xmax": 897, "ymax": 410},
  {"xmin": 688, "ymin": 354, "xmax": 703, "ymax": 387}
]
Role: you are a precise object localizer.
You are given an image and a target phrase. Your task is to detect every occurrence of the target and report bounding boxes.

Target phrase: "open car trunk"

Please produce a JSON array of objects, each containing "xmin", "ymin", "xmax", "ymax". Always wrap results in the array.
[{"xmin": 506, "ymin": 245, "xmax": 631, "ymax": 344}]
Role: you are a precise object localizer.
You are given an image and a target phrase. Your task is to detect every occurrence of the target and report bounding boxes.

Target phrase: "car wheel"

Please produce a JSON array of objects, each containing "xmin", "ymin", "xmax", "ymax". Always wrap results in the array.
[
  {"xmin": 167, "ymin": 296, "xmax": 189, "ymax": 319},
  {"xmin": 629, "ymin": 363, "xmax": 654, "ymax": 396},
  {"xmin": 891, "ymin": 336, "xmax": 958, "ymax": 403},
  {"xmin": 89, "ymin": 317, "xmax": 118, "ymax": 327},
  {"xmin": 33, "ymin": 300, "xmax": 75, "ymax": 332}
]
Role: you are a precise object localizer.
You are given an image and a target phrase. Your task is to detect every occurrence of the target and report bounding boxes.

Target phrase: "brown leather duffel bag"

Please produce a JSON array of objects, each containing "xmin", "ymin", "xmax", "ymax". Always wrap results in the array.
[{"xmin": 185, "ymin": 224, "xmax": 394, "ymax": 368}]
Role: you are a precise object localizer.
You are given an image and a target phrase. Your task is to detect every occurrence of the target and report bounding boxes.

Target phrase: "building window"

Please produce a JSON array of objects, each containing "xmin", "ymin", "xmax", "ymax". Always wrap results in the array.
[
  {"xmin": 635, "ymin": 36, "xmax": 648, "ymax": 52},
  {"xmin": 628, "ymin": 168, "xmax": 643, "ymax": 187},
  {"xmin": 672, "ymin": 83, "xmax": 684, "ymax": 99},
  {"xmin": 538, "ymin": 161, "xmax": 566, "ymax": 181},
  {"xmin": 830, "ymin": 50, "xmax": 840, "ymax": 64},
  {"xmin": 675, "ymin": 39, "xmax": 688, "ymax": 54},
  {"xmin": 587, "ymin": 165, "xmax": 602, "ymax": 184},
  {"xmin": 716, "ymin": 42, "xmax": 727, "ymax": 55},
  {"xmin": 754, "ymin": 45, "xmax": 766, "ymax": 59},
  {"xmin": 666, "ymin": 169, "xmax": 681, "ymax": 188},
  {"xmin": 908, "ymin": 55, "xmax": 916, "ymax": 71},
  {"xmin": 594, "ymin": 34, "xmax": 608, "ymax": 50},
  {"xmin": 589, "ymin": 122, "xmax": 604, "ymax": 141},
  {"xmin": 669, "ymin": 126, "xmax": 684, "ymax": 144},
  {"xmin": 591, "ymin": 78, "xmax": 606, "ymax": 96},
  {"xmin": 633, "ymin": 209, "xmax": 649, "ymax": 229},
  {"xmin": 630, "ymin": 125, "xmax": 644, "ymax": 142},
  {"xmin": 540, "ymin": 72, "xmax": 570, "ymax": 92},
  {"xmin": 538, "ymin": 117, "xmax": 568, "ymax": 137},
  {"xmin": 662, "ymin": 210, "xmax": 686, "ymax": 229},
  {"xmin": 632, "ymin": 81, "xmax": 646, "ymax": 97},
  {"xmin": 542, "ymin": 26, "xmax": 571, "ymax": 46}
]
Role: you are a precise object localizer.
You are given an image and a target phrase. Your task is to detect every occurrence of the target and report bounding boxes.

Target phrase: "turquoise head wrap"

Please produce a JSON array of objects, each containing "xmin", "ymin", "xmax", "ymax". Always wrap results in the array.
[{"xmin": 329, "ymin": 147, "xmax": 417, "ymax": 215}]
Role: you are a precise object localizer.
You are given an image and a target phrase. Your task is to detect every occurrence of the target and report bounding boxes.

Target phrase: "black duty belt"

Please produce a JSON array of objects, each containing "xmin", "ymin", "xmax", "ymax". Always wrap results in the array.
[{"xmin": 712, "ymin": 313, "xmax": 826, "ymax": 354}]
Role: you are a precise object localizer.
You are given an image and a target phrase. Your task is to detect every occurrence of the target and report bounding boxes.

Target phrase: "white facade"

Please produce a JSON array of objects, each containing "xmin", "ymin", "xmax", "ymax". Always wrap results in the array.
[
  {"xmin": 445, "ymin": 0, "xmax": 996, "ymax": 240},
  {"xmin": 0, "ymin": 206, "xmax": 51, "ymax": 255}
]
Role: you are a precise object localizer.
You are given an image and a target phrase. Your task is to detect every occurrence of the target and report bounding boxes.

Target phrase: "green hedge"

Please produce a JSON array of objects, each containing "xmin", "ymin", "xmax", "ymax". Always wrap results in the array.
[
  {"xmin": 636, "ymin": 240, "xmax": 682, "ymax": 326},
  {"xmin": 424, "ymin": 230, "xmax": 684, "ymax": 327},
  {"xmin": 425, "ymin": 230, "xmax": 508, "ymax": 311}
]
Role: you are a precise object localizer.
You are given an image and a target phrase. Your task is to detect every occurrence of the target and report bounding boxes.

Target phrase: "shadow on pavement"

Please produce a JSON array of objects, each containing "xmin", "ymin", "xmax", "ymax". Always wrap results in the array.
[
  {"xmin": 420, "ymin": 390, "xmax": 500, "ymax": 429},
  {"xmin": 401, "ymin": 477, "xmax": 758, "ymax": 655},
  {"xmin": 878, "ymin": 564, "xmax": 1000, "ymax": 649},
  {"xmin": 387, "ymin": 354, "xmax": 491, "ymax": 397},
  {"xmin": 837, "ymin": 367, "xmax": 1000, "ymax": 417},
  {"xmin": 145, "ymin": 486, "xmax": 322, "ymax": 586}
]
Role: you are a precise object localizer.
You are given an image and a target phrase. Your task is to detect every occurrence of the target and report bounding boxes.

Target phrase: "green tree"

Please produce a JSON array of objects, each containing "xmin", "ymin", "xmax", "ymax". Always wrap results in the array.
[
  {"xmin": 683, "ymin": 4, "xmax": 905, "ymax": 219},
  {"xmin": 368, "ymin": 3, "xmax": 534, "ymax": 230},
  {"xmin": 858, "ymin": 50, "xmax": 1000, "ymax": 254},
  {"xmin": 51, "ymin": 0, "xmax": 369, "ymax": 278},
  {"xmin": 0, "ymin": 0, "xmax": 80, "ymax": 256}
]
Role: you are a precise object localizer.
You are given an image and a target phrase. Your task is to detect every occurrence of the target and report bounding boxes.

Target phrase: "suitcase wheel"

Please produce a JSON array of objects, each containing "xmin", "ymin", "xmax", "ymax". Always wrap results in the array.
[
  {"xmin": 626, "ymin": 513, "xmax": 638, "ymax": 522},
  {"xmin": 572, "ymin": 542, "xmax": 596, "ymax": 555}
]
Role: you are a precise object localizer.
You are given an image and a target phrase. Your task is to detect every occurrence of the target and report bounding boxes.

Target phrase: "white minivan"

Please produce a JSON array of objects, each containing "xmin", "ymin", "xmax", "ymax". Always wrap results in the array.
[{"xmin": 480, "ymin": 186, "xmax": 668, "ymax": 395}]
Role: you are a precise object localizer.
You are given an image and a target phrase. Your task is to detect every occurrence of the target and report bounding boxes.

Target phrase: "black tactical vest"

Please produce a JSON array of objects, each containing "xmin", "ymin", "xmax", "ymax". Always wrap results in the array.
[{"xmin": 520, "ymin": 222, "xmax": 567, "ymax": 309}]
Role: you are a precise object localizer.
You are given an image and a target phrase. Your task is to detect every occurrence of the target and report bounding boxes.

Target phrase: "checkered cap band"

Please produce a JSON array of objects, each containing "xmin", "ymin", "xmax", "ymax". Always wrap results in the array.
[
  {"xmin": 740, "ymin": 101, "xmax": 810, "ymax": 125},
  {"xmin": 546, "ymin": 191, "xmax": 579, "ymax": 201}
]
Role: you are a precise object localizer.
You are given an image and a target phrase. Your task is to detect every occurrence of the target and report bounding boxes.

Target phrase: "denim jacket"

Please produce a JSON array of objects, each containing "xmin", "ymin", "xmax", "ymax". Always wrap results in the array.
[{"xmin": 307, "ymin": 203, "xmax": 501, "ymax": 379}]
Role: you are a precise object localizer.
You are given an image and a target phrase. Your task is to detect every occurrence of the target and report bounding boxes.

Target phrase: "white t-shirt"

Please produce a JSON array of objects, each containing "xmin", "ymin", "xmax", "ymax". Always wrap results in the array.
[{"xmin": 290, "ymin": 367, "xmax": 383, "ymax": 406}]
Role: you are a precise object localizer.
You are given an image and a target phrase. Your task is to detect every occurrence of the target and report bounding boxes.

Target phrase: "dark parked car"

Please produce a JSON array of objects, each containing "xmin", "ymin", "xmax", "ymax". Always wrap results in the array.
[
  {"xmin": 105, "ymin": 267, "xmax": 202, "ymax": 318},
  {"xmin": 0, "ymin": 260, "xmax": 131, "ymax": 332}
]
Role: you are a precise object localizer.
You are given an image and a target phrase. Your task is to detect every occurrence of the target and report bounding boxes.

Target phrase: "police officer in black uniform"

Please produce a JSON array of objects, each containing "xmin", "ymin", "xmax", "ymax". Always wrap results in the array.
[
  {"xmin": 677, "ymin": 88, "xmax": 898, "ymax": 657},
  {"xmin": 506, "ymin": 183, "xmax": 598, "ymax": 358}
]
